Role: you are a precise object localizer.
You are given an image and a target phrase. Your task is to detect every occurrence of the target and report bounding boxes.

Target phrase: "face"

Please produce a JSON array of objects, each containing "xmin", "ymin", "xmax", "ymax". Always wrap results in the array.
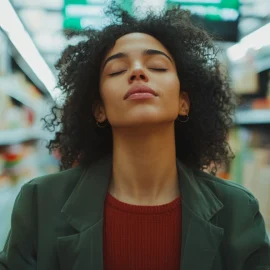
[{"xmin": 97, "ymin": 33, "xmax": 189, "ymax": 128}]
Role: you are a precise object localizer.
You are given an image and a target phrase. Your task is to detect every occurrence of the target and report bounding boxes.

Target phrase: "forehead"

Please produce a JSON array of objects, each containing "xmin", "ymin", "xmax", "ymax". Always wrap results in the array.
[{"xmin": 107, "ymin": 32, "xmax": 171, "ymax": 57}]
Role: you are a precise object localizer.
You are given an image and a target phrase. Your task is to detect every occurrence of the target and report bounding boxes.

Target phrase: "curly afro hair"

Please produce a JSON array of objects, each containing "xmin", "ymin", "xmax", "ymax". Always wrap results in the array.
[{"xmin": 44, "ymin": 2, "xmax": 235, "ymax": 173}]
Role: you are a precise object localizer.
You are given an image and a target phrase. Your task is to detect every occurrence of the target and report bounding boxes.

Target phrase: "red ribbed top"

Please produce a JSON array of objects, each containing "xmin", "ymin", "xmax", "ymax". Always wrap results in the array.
[{"xmin": 103, "ymin": 192, "xmax": 182, "ymax": 270}]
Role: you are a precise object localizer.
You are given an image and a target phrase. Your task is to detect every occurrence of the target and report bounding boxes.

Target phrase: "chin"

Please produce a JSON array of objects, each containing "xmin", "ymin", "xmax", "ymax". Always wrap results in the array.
[
  {"xmin": 109, "ymin": 112, "xmax": 177, "ymax": 128},
  {"xmin": 113, "ymin": 118, "xmax": 174, "ymax": 128}
]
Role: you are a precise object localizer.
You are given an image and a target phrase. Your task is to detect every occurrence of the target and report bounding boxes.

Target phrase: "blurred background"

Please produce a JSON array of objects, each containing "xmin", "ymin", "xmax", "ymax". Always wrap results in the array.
[{"xmin": 0, "ymin": 0, "xmax": 270, "ymax": 248}]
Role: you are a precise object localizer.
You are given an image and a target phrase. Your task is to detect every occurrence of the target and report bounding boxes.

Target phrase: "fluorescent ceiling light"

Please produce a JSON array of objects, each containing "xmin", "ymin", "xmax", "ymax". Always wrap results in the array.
[
  {"xmin": 0, "ymin": 0, "xmax": 59, "ymax": 101},
  {"xmin": 181, "ymin": 5, "xmax": 239, "ymax": 20},
  {"xmin": 80, "ymin": 17, "xmax": 110, "ymax": 29},
  {"xmin": 65, "ymin": 4, "xmax": 105, "ymax": 17},
  {"xmin": 220, "ymin": 8, "xmax": 239, "ymax": 21},
  {"xmin": 133, "ymin": 0, "xmax": 166, "ymax": 17},
  {"xmin": 227, "ymin": 23, "xmax": 270, "ymax": 61}
]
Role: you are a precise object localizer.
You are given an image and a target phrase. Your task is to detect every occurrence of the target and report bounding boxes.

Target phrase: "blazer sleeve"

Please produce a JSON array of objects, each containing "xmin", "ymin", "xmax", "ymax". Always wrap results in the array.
[
  {"xmin": 242, "ymin": 197, "xmax": 270, "ymax": 270},
  {"xmin": 0, "ymin": 182, "xmax": 37, "ymax": 270}
]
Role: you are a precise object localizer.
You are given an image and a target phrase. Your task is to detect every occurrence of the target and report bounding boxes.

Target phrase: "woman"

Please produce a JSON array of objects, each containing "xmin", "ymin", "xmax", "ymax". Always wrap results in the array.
[{"xmin": 0, "ymin": 3, "xmax": 269, "ymax": 270}]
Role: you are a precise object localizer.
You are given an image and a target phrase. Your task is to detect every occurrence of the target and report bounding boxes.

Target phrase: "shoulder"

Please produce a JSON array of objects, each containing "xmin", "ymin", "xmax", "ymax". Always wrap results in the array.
[
  {"xmin": 192, "ymin": 169, "xmax": 258, "ymax": 209},
  {"xmin": 192, "ymin": 169, "xmax": 270, "ymax": 266},
  {"xmin": 191, "ymin": 169, "xmax": 262, "ymax": 236},
  {"xmin": 28, "ymin": 166, "xmax": 84, "ymax": 190},
  {"xmin": 19, "ymin": 166, "xmax": 85, "ymax": 209}
]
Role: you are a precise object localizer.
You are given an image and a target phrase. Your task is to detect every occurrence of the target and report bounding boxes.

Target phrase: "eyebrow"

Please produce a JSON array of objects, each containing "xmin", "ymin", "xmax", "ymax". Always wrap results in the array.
[
  {"xmin": 102, "ymin": 49, "xmax": 172, "ymax": 69},
  {"xmin": 143, "ymin": 49, "xmax": 172, "ymax": 63}
]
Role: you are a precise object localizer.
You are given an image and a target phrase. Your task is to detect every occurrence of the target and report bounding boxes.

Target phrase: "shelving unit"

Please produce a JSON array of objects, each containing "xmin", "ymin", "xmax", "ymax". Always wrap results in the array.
[
  {"xmin": 0, "ymin": 75, "xmax": 54, "ymax": 146},
  {"xmin": 235, "ymin": 109, "xmax": 270, "ymax": 125},
  {"xmin": 0, "ymin": 76, "xmax": 43, "ymax": 112},
  {"xmin": 0, "ymin": 127, "xmax": 49, "ymax": 145}
]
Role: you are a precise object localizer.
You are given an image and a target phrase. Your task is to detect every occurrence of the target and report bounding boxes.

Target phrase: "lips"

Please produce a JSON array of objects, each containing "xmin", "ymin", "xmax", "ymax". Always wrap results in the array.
[{"xmin": 124, "ymin": 85, "xmax": 157, "ymax": 100}]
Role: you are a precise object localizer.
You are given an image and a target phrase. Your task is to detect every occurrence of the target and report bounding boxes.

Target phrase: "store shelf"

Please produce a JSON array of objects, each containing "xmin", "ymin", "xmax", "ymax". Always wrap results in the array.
[
  {"xmin": 0, "ymin": 76, "xmax": 42, "ymax": 111},
  {"xmin": 235, "ymin": 109, "xmax": 270, "ymax": 125},
  {"xmin": 0, "ymin": 127, "xmax": 48, "ymax": 145}
]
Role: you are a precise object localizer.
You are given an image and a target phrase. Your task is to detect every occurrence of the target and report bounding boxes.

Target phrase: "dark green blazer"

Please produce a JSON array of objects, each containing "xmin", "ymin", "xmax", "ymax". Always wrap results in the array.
[{"xmin": 0, "ymin": 156, "xmax": 269, "ymax": 270}]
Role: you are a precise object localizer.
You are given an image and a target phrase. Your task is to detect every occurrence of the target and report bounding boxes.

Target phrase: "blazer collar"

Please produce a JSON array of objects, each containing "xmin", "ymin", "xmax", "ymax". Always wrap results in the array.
[
  {"xmin": 59, "ymin": 155, "xmax": 224, "ymax": 270},
  {"xmin": 176, "ymin": 160, "xmax": 224, "ymax": 269},
  {"xmin": 61, "ymin": 155, "xmax": 223, "ymax": 231},
  {"xmin": 61, "ymin": 155, "xmax": 112, "ymax": 232},
  {"xmin": 176, "ymin": 159, "xmax": 223, "ymax": 221}
]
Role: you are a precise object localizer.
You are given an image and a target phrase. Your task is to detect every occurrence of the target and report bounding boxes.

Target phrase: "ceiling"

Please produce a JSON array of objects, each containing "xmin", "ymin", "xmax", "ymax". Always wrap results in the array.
[{"xmin": 10, "ymin": 0, "xmax": 270, "ymax": 75}]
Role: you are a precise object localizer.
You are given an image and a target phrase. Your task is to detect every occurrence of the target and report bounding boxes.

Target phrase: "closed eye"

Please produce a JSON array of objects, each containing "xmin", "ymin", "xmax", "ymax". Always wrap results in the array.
[
  {"xmin": 149, "ymin": 68, "xmax": 168, "ymax": 72},
  {"xmin": 109, "ymin": 70, "xmax": 126, "ymax": 76}
]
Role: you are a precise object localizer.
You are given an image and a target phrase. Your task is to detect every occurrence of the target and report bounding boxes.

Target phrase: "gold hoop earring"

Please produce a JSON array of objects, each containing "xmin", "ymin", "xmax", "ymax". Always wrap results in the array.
[
  {"xmin": 96, "ymin": 121, "xmax": 109, "ymax": 128},
  {"xmin": 176, "ymin": 114, "xmax": 189, "ymax": 123}
]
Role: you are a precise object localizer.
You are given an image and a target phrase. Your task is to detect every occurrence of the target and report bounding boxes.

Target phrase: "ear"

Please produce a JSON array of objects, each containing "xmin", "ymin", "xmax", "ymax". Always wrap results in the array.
[
  {"xmin": 178, "ymin": 92, "xmax": 190, "ymax": 116},
  {"xmin": 92, "ymin": 101, "xmax": 107, "ymax": 123}
]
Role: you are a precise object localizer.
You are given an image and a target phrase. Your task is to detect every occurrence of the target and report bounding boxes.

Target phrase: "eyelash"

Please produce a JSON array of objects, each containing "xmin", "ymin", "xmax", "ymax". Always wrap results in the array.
[
  {"xmin": 149, "ymin": 68, "xmax": 168, "ymax": 72},
  {"xmin": 109, "ymin": 68, "xmax": 168, "ymax": 76},
  {"xmin": 109, "ymin": 70, "xmax": 126, "ymax": 76}
]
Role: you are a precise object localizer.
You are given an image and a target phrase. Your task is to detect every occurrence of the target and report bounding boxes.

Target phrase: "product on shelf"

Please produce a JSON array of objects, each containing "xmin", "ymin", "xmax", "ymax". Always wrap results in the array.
[
  {"xmin": 229, "ymin": 49, "xmax": 259, "ymax": 95},
  {"xmin": 229, "ymin": 127, "xmax": 270, "ymax": 234}
]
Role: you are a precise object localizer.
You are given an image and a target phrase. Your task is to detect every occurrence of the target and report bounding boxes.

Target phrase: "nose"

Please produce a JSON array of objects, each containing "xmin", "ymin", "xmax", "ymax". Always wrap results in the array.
[{"xmin": 128, "ymin": 67, "xmax": 149, "ymax": 84}]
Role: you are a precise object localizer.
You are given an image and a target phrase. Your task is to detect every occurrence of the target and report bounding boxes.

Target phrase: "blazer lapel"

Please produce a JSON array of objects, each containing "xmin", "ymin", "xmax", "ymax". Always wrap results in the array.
[
  {"xmin": 56, "ymin": 156, "xmax": 225, "ymax": 270},
  {"xmin": 57, "ymin": 156, "xmax": 112, "ymax": 270},
  {"xmin": 180, "ymin": 204, "xmax": 224, "ymax": 270},
  {"xmin": 177, "ymin": 161, "xmax": 224, "ymax": 270}
]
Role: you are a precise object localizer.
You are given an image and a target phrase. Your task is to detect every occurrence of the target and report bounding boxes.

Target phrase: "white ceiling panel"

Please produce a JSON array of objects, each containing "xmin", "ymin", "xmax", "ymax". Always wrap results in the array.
[
  {"xmin": 18, "ymin": 9, "xmax": 63, "ymax": 33},
  {"xmin": 34, "ymin": 33, "xmax": 66, "ymax": 54}
]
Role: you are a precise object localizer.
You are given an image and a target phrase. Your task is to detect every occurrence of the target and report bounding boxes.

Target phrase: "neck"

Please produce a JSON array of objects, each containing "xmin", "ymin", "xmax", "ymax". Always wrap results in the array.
[{"xmin": 109, "ymin": 123, "xmax": 180, "ymax": 206}]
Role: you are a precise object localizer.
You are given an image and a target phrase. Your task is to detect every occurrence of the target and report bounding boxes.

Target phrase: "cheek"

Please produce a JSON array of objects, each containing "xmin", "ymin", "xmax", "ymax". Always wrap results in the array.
[
  {"xmin": 171, "ymin": 73, "xmax": 180, "ymax": 90},
  {"xmin": 99, "ymin": 80, "xmax": 114, "ymax": 105},
  {"xmin": 173, "ymin": 76, "xmax": 180, "ymax": 95},
  {"xmin": 99, "ymin": 82, "xmax": 123, "ymax": 117},
  {"xmin": 161, "ymin": 74, "xmax": 181, "ymax": 112},
  {"xmin": 162, "ymin": 74, "xmax": 180, "ymax": 98}
]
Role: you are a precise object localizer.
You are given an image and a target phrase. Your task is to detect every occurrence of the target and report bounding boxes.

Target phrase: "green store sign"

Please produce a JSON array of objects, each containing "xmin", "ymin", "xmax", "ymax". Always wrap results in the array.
[
  {"xmin": 167, "ymin": 0, "xmax": 239, "ymax": 21},
  {"xmin": 63, "ymin": 0, "xmax": 239, "ymax": 29},
  {"xmin": 63, "ymin": 0, "xmax": 133, "ymax": 30}
]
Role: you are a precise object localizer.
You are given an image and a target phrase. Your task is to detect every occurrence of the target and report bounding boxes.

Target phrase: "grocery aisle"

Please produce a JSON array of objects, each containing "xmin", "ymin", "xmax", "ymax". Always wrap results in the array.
[
  {"xmin": 0, "ymin": 0, "xmax": 270, "ymax": 250},
  {"xmin": 0, "ymin": 22, "xmax": 59, "ymax": 248}
]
